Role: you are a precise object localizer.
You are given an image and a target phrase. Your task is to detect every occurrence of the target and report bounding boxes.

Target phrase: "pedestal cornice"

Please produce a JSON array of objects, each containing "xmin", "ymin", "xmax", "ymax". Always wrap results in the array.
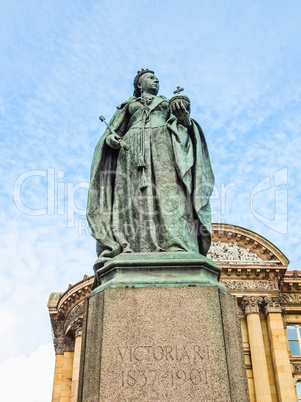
[{"xmin": 92, "ymin": 252, "xmax": 225, "ymax": 294}]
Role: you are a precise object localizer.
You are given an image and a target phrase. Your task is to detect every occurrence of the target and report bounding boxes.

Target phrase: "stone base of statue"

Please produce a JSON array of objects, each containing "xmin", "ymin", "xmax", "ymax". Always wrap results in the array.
[{"xmin": 78, "ymin": 253, "xmax": 249, "ymax": 402}]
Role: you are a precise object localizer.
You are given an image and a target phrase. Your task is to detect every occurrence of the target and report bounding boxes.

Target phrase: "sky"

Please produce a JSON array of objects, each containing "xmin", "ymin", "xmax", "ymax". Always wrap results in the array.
[{"xmin": 1, "ymin": 0, "xmax": 301, "ymax": 400}]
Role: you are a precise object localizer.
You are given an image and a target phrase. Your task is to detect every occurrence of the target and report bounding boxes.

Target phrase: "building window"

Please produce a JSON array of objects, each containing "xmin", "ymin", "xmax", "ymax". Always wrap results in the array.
[
  {"xmin": 297, "ymin": 381, "xmax": 301, "ymax": 401},
  {"xmin": 287, "ymin": 325, "xmax": 301, "ymax": 356}
]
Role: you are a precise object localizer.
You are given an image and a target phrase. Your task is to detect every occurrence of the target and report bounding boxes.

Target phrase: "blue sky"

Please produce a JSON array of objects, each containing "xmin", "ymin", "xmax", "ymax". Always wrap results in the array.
[{"xmin": 1, "ymin": 1, "xmax": 301, "ymax": 400}]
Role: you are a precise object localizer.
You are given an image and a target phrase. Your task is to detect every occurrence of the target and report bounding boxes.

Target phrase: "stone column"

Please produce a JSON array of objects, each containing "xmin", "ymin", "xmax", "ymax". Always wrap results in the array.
[
  {"xmin": 51, "ymin": 338, "xmax": 64, "ymax": 402},
  {"xmin": 51, "ymin": 346, "xmax": 64, "ymax": 402},
  {"xmin": 70, "ymin": 318, "xmax": 83, "ymax": 402},
  {"xmin": 52, "ymin": 355, "xmax": 64, "ymax": 402},
  {"xmin": 60, "ymin": 351, "xmax": 74, "ymax": 402},
  {"xmin": 242, "ymin": 296, "xmax": 272, "ymax": 402},
  {"xmin": 264, "ymin": 296, "xmax": 296, "ymax": 401},
  {"xmin": 56, "ymin": 335, "xmax": 74, "ymax": 402}
]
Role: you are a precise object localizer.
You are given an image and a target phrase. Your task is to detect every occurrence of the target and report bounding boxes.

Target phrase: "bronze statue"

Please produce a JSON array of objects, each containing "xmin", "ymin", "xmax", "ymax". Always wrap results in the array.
[{"xmin": 87, "ymin": 69, "xmax": 214, "ymax": 272}]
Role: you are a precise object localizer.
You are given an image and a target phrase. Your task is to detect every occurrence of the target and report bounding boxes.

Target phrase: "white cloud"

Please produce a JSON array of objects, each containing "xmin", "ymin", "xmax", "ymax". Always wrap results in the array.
[{"xmin": 0, "ymin": 344, "xmax": 55, "ymax": 402}]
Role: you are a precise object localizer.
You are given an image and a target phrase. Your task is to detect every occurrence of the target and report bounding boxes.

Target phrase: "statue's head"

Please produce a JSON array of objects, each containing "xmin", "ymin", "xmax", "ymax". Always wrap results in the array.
[{"xmin": 133, "ymin": 69, "xmax": 159, "ymax": 97}]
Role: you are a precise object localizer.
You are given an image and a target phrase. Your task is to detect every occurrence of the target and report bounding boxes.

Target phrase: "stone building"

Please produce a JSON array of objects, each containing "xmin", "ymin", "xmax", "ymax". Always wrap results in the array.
[{"xmin": 48, "ymin": 223, "xmax": 301, "ymax": 401}]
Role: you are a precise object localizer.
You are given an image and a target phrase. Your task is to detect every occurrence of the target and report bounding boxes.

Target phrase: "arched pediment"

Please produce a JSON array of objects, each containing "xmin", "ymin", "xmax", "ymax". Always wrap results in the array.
[{"xmin": 210, "ymin": 223, "xmax": 289, "ymax": 267}]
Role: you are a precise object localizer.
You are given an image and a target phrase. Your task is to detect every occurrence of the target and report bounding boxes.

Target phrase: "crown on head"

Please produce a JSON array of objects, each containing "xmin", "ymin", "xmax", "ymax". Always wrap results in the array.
[{"xmin": 133, "ymin": 68, "xmax": 155, "ymax": 96}]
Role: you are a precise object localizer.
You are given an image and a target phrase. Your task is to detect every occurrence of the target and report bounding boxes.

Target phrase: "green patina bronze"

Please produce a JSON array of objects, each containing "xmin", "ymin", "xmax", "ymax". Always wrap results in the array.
[
  {"xmin": 91, "ymin": 252, "xmax": 225, "ymax": 295},
  {"xmin": 87, "ymin": 69, "xmax": 214, "ymax": 285}
]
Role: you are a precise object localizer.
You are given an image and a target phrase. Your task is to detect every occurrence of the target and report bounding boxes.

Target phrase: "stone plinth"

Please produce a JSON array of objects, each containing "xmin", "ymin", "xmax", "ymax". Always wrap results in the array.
[
  {"xmin": 78, "ymin": 253, "xmax": 249, "ymax": 402},
  {"xmin": 92, "ymin": 252, "xmax": 225, "ymax": 291}
]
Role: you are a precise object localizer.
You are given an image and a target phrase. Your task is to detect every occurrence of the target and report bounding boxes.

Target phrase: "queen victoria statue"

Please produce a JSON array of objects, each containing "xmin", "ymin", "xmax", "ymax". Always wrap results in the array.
[
  {"xmin": 87, "ymin": 69, "xmax": 214, "ymax": 275},
  {"xmin": 81, "ymin": 72, "xmax": 251, "ymax": 402}
]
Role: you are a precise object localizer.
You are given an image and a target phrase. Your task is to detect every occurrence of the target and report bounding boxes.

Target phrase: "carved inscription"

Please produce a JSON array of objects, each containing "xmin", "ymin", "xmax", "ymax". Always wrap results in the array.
[
  {"xmin": 117, "ymin": 344, "xmax": 209, "ymax": 362},
  {"xmin": 121, "ymin": 367, "xmax": 208, "ymax": 387},
  {"xmin": 116, "ymin": 344, "xmax": 210, "ymax": 388}
]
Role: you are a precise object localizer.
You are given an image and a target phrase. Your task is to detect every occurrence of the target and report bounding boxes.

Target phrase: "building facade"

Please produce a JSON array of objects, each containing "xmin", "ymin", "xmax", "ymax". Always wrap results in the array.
[{"xmin": 48, "ymin": 224, "xmax": 301, "ymax": 401}]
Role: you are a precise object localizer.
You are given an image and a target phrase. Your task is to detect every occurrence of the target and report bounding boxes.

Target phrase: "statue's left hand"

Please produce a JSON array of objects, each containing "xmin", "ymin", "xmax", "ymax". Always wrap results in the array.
[{"xmin": 170, "ymin": 100, "xmax": 191, "ymax": 127}]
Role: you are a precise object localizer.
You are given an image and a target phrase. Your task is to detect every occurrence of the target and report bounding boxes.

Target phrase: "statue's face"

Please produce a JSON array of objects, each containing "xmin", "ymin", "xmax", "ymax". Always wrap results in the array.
[{"xmin": 139, "ymin": 73, "xmax": 159, "ymax": 95}]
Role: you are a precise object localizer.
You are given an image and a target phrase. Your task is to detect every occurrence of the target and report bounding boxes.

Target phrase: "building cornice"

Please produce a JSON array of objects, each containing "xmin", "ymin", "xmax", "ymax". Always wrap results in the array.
[{"xmin": 56, "ymin": 276, "xmax": 93, "ymax": 317}]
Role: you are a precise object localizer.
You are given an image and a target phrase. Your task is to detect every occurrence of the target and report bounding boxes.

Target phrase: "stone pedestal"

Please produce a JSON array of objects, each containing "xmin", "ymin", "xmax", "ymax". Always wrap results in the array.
[{"xmin": 78, "ymin": 253, "xmax": 249, "ymax": 402}]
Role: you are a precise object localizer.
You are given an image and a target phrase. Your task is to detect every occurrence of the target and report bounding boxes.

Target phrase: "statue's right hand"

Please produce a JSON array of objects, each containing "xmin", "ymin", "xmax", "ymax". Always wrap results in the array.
[{"xmin": 106, "ymin": 133, "xmax": 122, "ymax": 149}]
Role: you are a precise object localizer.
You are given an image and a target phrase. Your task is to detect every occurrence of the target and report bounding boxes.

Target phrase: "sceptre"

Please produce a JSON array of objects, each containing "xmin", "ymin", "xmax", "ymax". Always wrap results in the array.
[{"xmin": 99, "ymin": 115, "xmax": 128, "ymax": 150}]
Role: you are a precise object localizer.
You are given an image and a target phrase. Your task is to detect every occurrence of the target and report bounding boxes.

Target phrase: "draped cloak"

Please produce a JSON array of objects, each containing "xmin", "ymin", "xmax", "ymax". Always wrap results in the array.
[{"xmin": 87, "ymin": 96, "xmax": 214, "ymax": 273}]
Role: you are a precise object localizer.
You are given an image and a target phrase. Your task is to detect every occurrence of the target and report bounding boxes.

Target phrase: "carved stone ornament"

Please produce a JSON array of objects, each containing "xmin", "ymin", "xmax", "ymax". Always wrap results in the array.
[
  {"xmin": 242, "ymin": 296, "xmax": 263, "ymax": 315},
  {"xmin": 71, "ymin": 317, "xmax": 83, "ymax": 338},
  {"xmin": 293, "ymin": 364, "xmax": 301, "ymax": 373},
  {"xmin": 64, "ymin": 300, "xmax": 85, "ymax": 333},
  {"xmin": 51, "ymin": 302, "xmax": 85, "ymax": 354},
  {"xmin": 51, "ymin": 318, "xmax": 65, "ymax": 355},
  {"xmin": 64, "ymin": 335, "xmax": 75, "ymax": 353},
  {"xmin": 238, "ymin": 308, "xmax": 245, "ymax": 320},
  {"xmin": 264, "ymin": 296, "xmax": 282, "ymax": 315},
  {"xmin": 54, "ymin": 337, "xmax": 65, "ymax": 355},
  {"xmin": 221, "ymin": 279, "xmax": 279, "ymax": 291},
  {"xmin": 281, "ymin": 294, "xmax": 301, "ymax": 304},
  {"xmin": 207, "ymin": 241, "xmax": 263, "ymax": 262},
  {"xmin": 52, "ymin": 318, "xmax": 64, "ymax": 337}
]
